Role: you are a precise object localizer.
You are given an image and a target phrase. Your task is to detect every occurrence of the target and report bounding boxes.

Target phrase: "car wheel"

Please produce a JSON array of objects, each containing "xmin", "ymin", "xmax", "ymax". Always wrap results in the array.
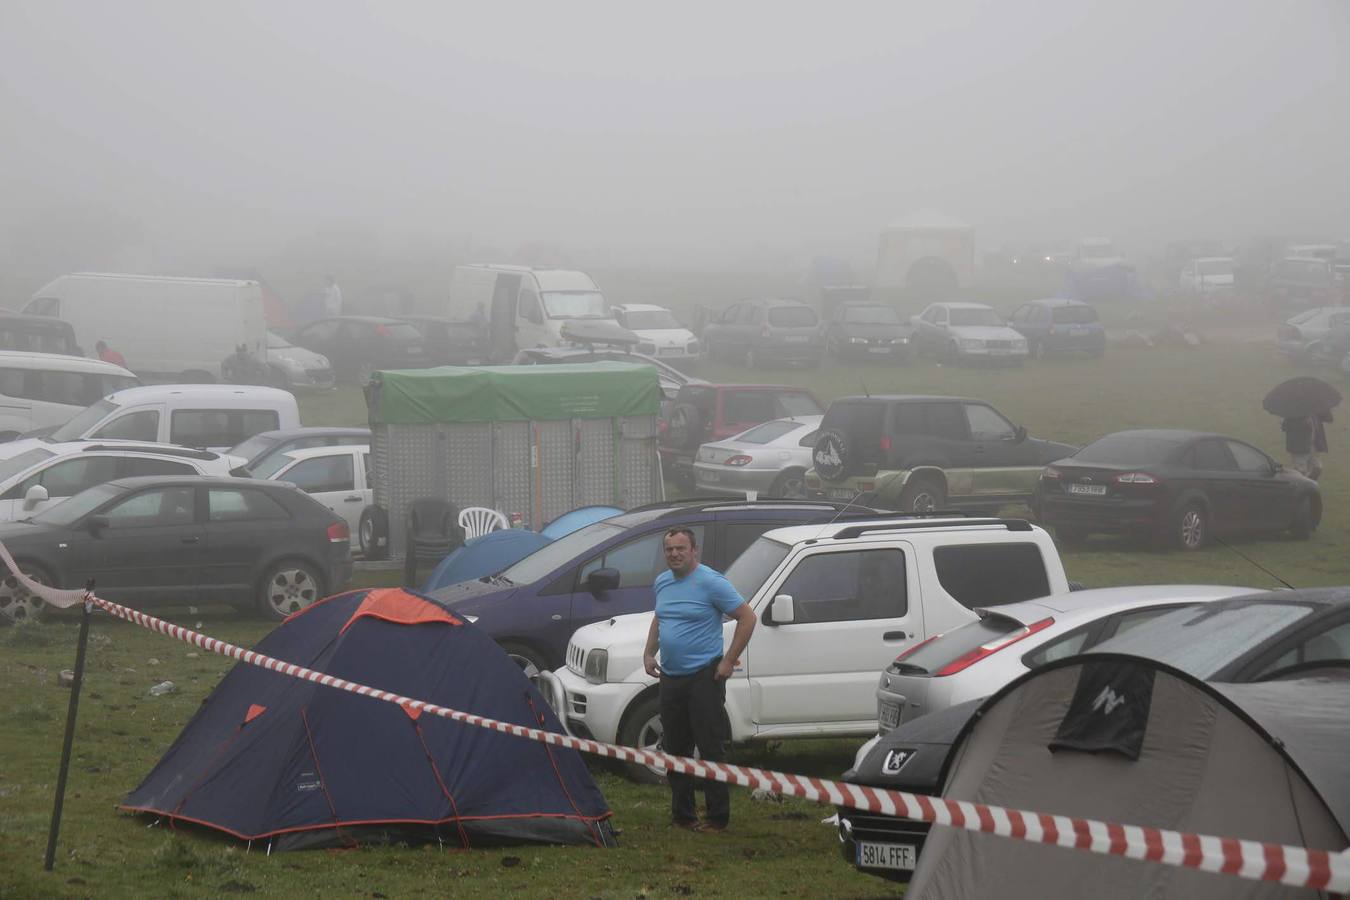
[
  {"xmin": 499, "ymin": 640, "xmax": 547, "ymax": 684},
  {"xmin": 1172, "ymin": 502, "xmax": 1208, "ymax": 551},
  {"xmin": 257, "ymin": 559, "xmax": 324, "ymax": 620},
  {"xmin": 618, "ymin": 695, "xmax": 668, "ymax": 784},
  {"xmin": 1291, "ymin": 495, "xmax": 1320, "ymax": 538},
  {"xmin": 0, "ymin": 563, "xmax": 51, "ymax": 625},
  {"xmin": 898, "ymin": 476, "xmax": 945, "ymax": 512},
  {"xmin": 359, "ymin": 506, "xmax": 390, "ymax": 560},
  {"xmin": 769, "ymin": 468, "xmax": 807, "ymax": 499}
]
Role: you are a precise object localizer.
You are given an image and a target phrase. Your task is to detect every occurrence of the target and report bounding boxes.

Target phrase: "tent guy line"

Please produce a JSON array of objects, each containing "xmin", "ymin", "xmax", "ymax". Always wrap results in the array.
[{"xmin": 4, "ymin": 542, "xmax": 1345, "ymax": 893}]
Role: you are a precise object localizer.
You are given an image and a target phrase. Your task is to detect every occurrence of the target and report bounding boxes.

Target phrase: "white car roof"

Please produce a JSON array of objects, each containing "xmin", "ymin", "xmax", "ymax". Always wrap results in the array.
[
  {"xmin": 977, "ymin": 584, "xmax": 1267, "ymax": 626},
  {"xmin": 761, "ymin": 516, "xmax": 1024, "ymax": 546},
  {"xmin": 0, "ymin": 350, "xmax": 134, "ymax": 376},
  {"xmin": 104, "ymin": 384, "xmax": 295, "ymax": 404},
  {"xmin": 613, "ymin": 303, "xmax": 668, "ymax": 313},
  {"xmin": 934, "ymin": 302, "xmax": 994, "ymax": 310}
]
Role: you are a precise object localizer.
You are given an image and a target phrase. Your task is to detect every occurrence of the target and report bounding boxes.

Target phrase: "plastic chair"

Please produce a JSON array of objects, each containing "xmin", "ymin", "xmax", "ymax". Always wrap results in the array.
[
  {"xmin": 458, "ymin": 506, "xmax": 510, "ymax": 540},
  {"xmin": 402, "ymin": 498, "xmax": 464, "ymax": 588}
]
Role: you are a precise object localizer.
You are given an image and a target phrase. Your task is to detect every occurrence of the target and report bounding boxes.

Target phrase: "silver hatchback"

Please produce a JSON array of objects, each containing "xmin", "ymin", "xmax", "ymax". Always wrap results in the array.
[
  {"xmin": 874, "ymin": 584, "xmax": 1260, "ymax": 733},
  {"xmin": 693, "ymin": 415, "xmax": 821, "ymax": 498}
]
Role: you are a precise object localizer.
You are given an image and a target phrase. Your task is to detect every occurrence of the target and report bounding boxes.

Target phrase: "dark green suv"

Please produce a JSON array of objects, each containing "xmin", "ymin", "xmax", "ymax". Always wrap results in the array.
[{"xmin": 803, "ymin": 395, "xmax": 1075, "ymax": 513}]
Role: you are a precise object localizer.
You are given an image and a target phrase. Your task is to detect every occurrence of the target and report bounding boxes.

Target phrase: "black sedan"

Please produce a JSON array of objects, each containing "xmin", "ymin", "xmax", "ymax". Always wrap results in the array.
[
  {"xmin": 396, "ymin": 315, "xmax": 489, "ymax": 366},
  {"xmin": 0, "ymin": 476, "xmax": 352, "ymax": 624},
  {"xmin": 837, "ymin": 587, "xmax": 1350, "ymax": 884},
  {"xmin": 821, "ymin": 302, "xmax": 911, "ymax": 362},
  {"xmin": 290, "ymin": 316, "xmax": 427, "ymax": 383},
  {"xmin": 1036, "ymin": 429, "xmax": 1320, "ymax": 550}
]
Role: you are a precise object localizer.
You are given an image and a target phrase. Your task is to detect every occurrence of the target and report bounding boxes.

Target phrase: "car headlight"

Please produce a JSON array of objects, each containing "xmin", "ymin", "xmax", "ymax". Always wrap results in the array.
[
  {"xmin": 584, "ymin": 649, "xmax": 608, "ymax": 684},
  {"xmin": 686, "ymin": 340, "xmax": 700, "ymax": 354},
  {"xmin": 1013, "ymin": 339, "xmax": 1028, "ymax": 349},
  {"xmin": 848, "ymin": 337, "xmax": 867, "ymax": 344},
  {"xmin": 958, "ymin": 338, "xmax": 983, "ymax": 350},
  {"xmin": 897, "ymin": 336, "xmax": 909, "ymax": 344}
]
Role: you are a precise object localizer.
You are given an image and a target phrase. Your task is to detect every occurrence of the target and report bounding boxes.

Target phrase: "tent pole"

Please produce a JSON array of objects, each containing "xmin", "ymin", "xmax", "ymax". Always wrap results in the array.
[{"xmin": 44, "ymin": 590, "xmax": 93, "ymax": 871}]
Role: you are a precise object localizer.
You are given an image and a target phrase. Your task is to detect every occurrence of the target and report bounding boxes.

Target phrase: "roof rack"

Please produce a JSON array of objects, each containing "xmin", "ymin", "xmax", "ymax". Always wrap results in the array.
[
  {"xmin": 81, "ymin": 444, "xmax": 219, "ymax": 461},
  {"xmin": 625, "ymin": 496, "xmax": 855, "ymax": 514},
  {"xmin": 831, "ymin": 517, "xmax": 1034, "ymax": 539}
]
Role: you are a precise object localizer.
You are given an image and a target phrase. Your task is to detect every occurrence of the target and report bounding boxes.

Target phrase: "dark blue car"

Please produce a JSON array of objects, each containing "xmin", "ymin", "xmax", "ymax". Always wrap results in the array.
[
  {"xmin": 1006, "ymin": 298, "xmax": 1106, "ymax": 358},
  {"xmin": 428, "ymin": 499, "xmax": 866, "ymax": 676}
]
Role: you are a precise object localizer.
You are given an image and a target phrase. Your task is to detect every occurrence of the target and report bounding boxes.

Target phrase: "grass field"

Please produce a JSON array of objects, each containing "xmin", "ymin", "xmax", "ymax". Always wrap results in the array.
[{"xmin": 3, "ymin": 298, "xmax": 1347, "ymax": 898}]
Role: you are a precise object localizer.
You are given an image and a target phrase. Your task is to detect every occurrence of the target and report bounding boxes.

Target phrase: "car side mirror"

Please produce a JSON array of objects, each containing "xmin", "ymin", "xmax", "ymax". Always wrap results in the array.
[
  {"xmin": 85, "ymin": 514, "xmax": 110, "ymax": 535},
  {"xmin": 586, "ymin": 567, "xmax": 621, "ymax": 593},
  {"xmin": 22, "ymin": 484, "xmax": 49, "ymax": 511},
  {"xmin": 1012, "ymin": 425, "xmax": 1028, "ymax": 443},
  {"xmin": 767, "ymin": 593, "xmax": 795, "ymax": 625},
  {"xmin": 1270, "ymin": 461, "xmax": 1284, "ymax": 475}
]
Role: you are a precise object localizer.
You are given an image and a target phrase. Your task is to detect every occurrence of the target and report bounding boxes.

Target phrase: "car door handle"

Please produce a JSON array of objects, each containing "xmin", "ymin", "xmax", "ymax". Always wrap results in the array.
[
  {"xmin": 181, "ymin": 536, "xmax": 199, "ymax": 544},
  {"xmin": 883, "ymin": 631, "xmax": 908, "ymax": 641},
  {"xmin": 343, "ymin": 495, "xmax": 363, "ymax": 503}
]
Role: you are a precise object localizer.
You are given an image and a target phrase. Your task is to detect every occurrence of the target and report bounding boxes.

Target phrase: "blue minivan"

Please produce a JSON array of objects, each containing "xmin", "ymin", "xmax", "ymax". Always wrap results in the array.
[{"xmin": 429, "ymin": 499, "xmax": 867, "ymax": 676}]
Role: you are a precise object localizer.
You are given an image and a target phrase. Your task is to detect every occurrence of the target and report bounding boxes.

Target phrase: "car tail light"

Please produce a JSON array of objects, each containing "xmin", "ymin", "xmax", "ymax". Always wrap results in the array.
[
  {"xmin": 879, "ymin": 436, "xmax": 892, "ymax": 451},
  {"xmin": 725, "ymin": 455, "xmax": 753, "ymax": 466},
  {"xmin": 934, "ymin": 617, "xmax": 1055, "ymax": 676},
  {"xmin": 857, "ymin": 481, "xmax": 875, "ymax": 492},
  {"xmin": 658, "ymin": 419, "xmax": 668, "ymax": 435},
  {"xmin": 1042, "ymin": 466, "xmax": 1062, "ymax": 479},
  {"xmin": 375, "ymin": 324, "xmax": 390, "ymax": 337},
  {"xmin": 761, "ymin": 325, "xmax": 770, "ymax": 339},
  {"xmin": 327, "ymin": 521, "xmax": 350, "ymax": 543},
  {"xmin": 1115, "ymin": 472, "xmax": 1157, "ymax": 484}
]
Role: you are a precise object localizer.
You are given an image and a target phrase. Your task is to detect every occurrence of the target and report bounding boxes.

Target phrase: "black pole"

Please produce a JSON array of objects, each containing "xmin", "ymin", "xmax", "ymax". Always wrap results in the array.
[{"xmin": 44, "ymin": 591, "xmax": 93, "ymax": 872}]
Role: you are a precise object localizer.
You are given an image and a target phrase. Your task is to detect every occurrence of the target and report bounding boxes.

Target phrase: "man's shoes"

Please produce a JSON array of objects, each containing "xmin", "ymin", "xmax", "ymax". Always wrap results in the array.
[
  {"xmin": 694, "ymin": 822, "xmax": 727, "ymax": 834},
  {"xmin": 673, "ymin": 819, "xmax": 701, "ymax": 831}
]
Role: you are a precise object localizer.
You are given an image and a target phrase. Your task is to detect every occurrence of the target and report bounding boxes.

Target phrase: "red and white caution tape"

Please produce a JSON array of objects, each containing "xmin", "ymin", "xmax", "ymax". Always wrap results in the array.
[{"xmin": 5, "ymin": 544, "xmax": 1346, "ymax": 893}]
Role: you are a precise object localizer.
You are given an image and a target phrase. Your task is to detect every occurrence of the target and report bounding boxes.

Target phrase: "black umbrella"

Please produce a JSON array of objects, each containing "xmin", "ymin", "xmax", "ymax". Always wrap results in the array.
[{"xmin": 1263, "ymin": 376, "xmax": 1343, "ymax": 419}]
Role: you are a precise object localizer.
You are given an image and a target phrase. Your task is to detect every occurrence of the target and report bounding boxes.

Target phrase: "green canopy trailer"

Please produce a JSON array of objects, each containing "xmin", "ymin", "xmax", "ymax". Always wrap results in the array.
[{"xmin": 366, "ymin": 362, "xmax": 664, "ymax": 556}]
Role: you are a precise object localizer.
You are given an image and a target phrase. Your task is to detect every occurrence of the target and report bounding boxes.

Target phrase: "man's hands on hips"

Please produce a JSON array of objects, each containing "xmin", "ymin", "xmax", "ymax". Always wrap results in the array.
[{"xmin": 644, "ymin": 654, "xmax": 662, "ymax": 678}]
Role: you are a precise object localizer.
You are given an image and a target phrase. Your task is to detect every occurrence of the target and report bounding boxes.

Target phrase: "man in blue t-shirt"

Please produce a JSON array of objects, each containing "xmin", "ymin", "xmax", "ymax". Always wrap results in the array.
[{"xmin": 642, "ymin": 527, "xmax": 756, "ymax": 832}]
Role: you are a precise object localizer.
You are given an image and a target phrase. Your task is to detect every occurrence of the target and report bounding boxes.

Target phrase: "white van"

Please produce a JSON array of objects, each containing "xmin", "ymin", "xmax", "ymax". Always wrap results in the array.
[
  {"xmin": 447, "ymin": 265, "xmax": 624, "ymax": 362},
  {"xmin": 0, "ymin": 385, "xmax": 300, "ymax": 458},
  {"xmin": 0, "ymin": 351, "xmax": 140, "ymax": 440},
  {"xmin": 25, "ymin": 273, "xmax": 268, "ymax": 382}
]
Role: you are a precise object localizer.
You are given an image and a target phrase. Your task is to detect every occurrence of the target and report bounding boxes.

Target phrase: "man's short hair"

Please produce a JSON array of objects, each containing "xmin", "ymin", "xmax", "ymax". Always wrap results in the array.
[{"xmin": 664, "ymin": 527, "xmax": 697, "ymax": 549}]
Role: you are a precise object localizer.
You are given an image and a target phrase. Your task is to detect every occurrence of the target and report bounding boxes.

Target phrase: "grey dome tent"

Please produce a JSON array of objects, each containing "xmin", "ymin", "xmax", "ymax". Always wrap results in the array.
[{"xmin": 908, "ymin": 655, "xmax": 1349, "ymax": 899}]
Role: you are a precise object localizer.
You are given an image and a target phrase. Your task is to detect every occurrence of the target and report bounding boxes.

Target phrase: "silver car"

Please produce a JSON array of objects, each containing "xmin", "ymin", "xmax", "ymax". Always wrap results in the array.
[
  {"xmin": 692, "ymin": 415, "xmax": 822, "ymax": 499},
  {"xmin": 909, "ymin": 302, "xmax": 1028, "ymax": 364},
  {"xmin": 874, "ymin": 584, "xmax": 1260, "ymax": 733},
  {"xmin": 1275, "ymin": 306, "xmax": 1350, "ymax": 360}
]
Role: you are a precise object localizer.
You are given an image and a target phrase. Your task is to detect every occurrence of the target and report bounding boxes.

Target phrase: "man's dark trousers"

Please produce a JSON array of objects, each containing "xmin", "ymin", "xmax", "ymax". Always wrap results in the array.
[{"xmin": 659, "ymin": 659, "xmax": 730, "ymax": 826}]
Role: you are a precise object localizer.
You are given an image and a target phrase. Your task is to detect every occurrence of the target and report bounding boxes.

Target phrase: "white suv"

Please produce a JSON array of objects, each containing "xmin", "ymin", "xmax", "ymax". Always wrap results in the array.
[
  {"xmin": 543, "ymin": 515, "xmax": 1068, "ymax": 779},
  {"xmin": 0, "ymin": 441, "xmax": 244, "ymax": 521}
]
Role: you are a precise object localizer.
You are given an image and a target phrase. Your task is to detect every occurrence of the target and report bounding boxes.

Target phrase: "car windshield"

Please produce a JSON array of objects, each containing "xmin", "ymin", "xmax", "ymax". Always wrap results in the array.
[
  {"xmin": 1080, "ymin": 242, "xmax": 1116, "ymax": 259},
  {"xmin": 842, "ymin": 306, "xmax": 900, "ymax": 325},
  {"xmin": 230, "ymin": 432, "xmax": 282, "ymax": 466},
  {"xmin": 724, "ymin": 537, "xmax": 790, "ymax": 601},
  {"xmin": 1050, "ymin": 305, "xmax": 1098, "ymax": 324},
  {"xmin": 1073, "ymin": 434, "xmax": 1184, "ymax": 464},
  {"xmin": 624, "ymin": 309, "xmax": 682, "ymax": 330},
  {"xmin": 1196, "ymin": 259, "xmax": 1234, "ymax": 276},
  {"xmin": 777, "ymin": 393, "xmax": 823, "ymax": 416},
  {"xmin": 542, "ymin": 291, "xmax": 610, "ymax": 319},
  {"xmin": 949, "ymin": 307, "xmax": 1003, "ymax": 327},
  {"xmin": 1092, "ymin": 602, "xmax": 1314, "ymax": 678},
  {"xmin": 768, "ymin": 306, "xmax": 817, "ymax": 327},
  {"xmin": 253, "ymin": 450, "xmax": 299, "ymax": 480},
  {"xmin": 31, "ymin": 483, "xmax": 126, "ymax": 527},
  {"xmin": 50, "ymin": 399, "xmax": 117, "ymax": 442},
  {"xmin": 0, "ymin": 448, "xmax": 56, "ymax": 485},
  {"xmin": 266, "ymin": 332, "xmax": 293, "ymax": 349},
  {"xmin": 498, "ymin": 520, "xmax": 628, "ymax": 584},
  {"xmin": 734, "ymin": 419, "xmax": 803, "ymax": 445}
]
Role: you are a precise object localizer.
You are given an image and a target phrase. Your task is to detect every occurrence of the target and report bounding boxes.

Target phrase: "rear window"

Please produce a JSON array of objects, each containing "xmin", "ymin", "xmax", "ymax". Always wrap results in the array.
[
  {"xmin": 382, "ymin": 322, "xmax": 423, "ymax": 340},
  {"xmin": 1092, "ymin": 603, "xmax": 1314, "ymax": 678},
  {"xmin": 735, "ymin": 420, "xmax": 801, "ymax": 444},
  {"xmin": 1050, "ymin": 305, "xmax": 1098, "ymax": 324},
  {"xmin": 768, "ymin": 306, "xmax": 817, "ymax": 328},
  {"xmin": 775, "ymin": 392, "xmax": 822, "ymax": 416},
  {"xmin": 933, "ymin": 543, "xmax": 1051, "ymax": 608},
  {"xmin": 842, "ymin": 306, "xmax": 899, "ymax": 325},
  {"xmin": 1074, "ymin": 434, "xmax": 1183, "ymax": 464},
  {"xmin": 899, "ymin": 614, "xmax": 1023, "ymax": 673}
]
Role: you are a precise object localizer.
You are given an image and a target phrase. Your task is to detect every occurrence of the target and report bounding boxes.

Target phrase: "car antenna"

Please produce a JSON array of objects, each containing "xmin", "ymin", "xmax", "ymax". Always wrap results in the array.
[
  {"xmin": 1212, "ymin": 535, "xmax": 1295, "ymax": 590},
  {"xmin": 860, "ymin": 378, "xmax": 870, "ymax": 398}
]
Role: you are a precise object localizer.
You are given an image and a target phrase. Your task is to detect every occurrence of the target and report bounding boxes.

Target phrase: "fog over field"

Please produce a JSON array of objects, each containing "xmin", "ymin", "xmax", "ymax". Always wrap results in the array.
[{"xmin": 1, "ymin": 1, "xmax": 1347, "ymax": 296}]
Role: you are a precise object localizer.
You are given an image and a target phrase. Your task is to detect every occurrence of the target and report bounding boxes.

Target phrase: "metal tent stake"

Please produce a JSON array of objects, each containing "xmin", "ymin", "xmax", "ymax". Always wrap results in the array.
[{"xmin": 44, "ymin": 589, "xmax": 93, "ymax": 871}]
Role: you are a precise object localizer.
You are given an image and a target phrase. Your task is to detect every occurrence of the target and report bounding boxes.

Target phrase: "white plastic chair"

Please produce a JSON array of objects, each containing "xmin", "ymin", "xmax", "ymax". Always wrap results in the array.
[{"xmin": 459, "ymin": 506, "xmax": 510, "ymax": 540}]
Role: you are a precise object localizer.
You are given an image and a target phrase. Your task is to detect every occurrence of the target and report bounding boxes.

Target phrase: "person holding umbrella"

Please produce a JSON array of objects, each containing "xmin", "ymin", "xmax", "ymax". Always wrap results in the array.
[{"xmin": 1266, "ymin": 376, "xmax": 1340, "ymax": 481}]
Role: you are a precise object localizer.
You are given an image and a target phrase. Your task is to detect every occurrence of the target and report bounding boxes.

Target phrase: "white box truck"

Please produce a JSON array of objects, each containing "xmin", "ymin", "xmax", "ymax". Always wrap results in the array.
[
  {"xmin": 447, "ymin": 265, "xmax": 636, "ymax": 363},
  {"xmin": 25, "ymin": 273, "xmax": 268, "ymax": 382}
]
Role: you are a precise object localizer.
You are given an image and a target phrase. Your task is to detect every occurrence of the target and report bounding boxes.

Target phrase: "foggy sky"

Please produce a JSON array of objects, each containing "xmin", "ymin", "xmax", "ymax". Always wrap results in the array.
[{"xmin": 2, "ymin": 1, "xmax": 1347, "ymax": 274}]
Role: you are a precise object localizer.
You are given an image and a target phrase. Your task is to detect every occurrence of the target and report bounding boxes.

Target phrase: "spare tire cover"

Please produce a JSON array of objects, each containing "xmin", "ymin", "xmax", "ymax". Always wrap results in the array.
[{"xmin": 812, "ymin": 428, "xmax": 852, "ymax": 482}]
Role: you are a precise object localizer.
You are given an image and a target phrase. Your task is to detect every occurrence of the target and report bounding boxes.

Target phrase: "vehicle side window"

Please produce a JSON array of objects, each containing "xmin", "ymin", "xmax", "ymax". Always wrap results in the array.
[
  {"xmin": 718, "ymin": 522, "xmax": 770, "ymax": 567},
  {"xmin": 740, "ymin": 305, "xmax": 760, "ymax": 325},
  {"xmin": 102, "ymin": 487, "xmax": 195, "ymax": 528},
  {"xmin": 925, "ymin": 403, "xmax": 969, "ymax": 441},
  {"xmin": 18, "ymin": 457, "xmax": 119, "ymax": 498},
  {"xmin": 1259, "ymin": 619, "xmax": 1350, "ymax": 675},
  {"xmin": 890, "ymin": 403, "xmax": 925, "ymax": 436},
  {"xmin": 720, "ymin": 305, "xmax": 740, "ymax": 324},
  {"xmin": 91, "ymin": 410, "xmax": 160, "ymax": 442},
  {"xmin": 0, "ymin": 368, "xmax": 25, "ymax": 398},
  {"xmin": 1022, "ymin": 626, "xmax": 1093, "ymax": 668},
  {"xmin": 1227, "ymin": 441, "xmax": 1271, "ymax": 473},
  {"xmin": 171, "ymin": 410, "xmax": 280, "ymax": 447},
  {"xmin": 723, "ymin": 391, "xmax": 775, "ymax": 424},
  {"xmin": 284, "ymin": 455, "xmax": 355, "ymax": 493},
  {"xmin": 207, "ymin": 488, "xmax": 290, "ymax": 522},
  {"xmin": 1191, "ymin": 439, "xmax": 1237, "ymax": 471},
  {"xmin": 775, "ymin": 549, "xmax": 906, "ymax": 623},
  {"xmin": 578, "ymin": 525, "xmax": 707, "ymax": 588},
  {"xmin": 39, "ymin": 371, "xmax": 104, "ymax": 407},
  {"xmin": 933, "ymin": 543, "xmax": 1050, "ymax": 608},
  {"xmin": 518, "ymin": 289, "xmax": 543, "ymax": 322},
  {"xmin": 965, "ymin": 404, "xmax": 1016, "ymax": 441},
  {"xmin": 934, "ymin": 308, "xmax": 949, "ymax": 325},
  {"xmin": 921, "ymin": 307, "xmax": 939, "ymax": 324},
  {"xmin": 302, "ymin": 320, "xmax": 341, "ymax": 342},
  {"xmin": 28, "ymin": 297, "xmax": 60, "ymax": 316},
  {"xmin": 122, "ymin": 458, "xmax": 196, "ymax": 478}
]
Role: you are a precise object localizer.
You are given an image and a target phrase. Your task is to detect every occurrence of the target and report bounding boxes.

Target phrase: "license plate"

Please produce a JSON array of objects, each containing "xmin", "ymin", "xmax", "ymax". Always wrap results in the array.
[
  {"xmin": 868, "ymin": 346, "xmax": 891, "ymax": 354},
  {"xmin": 828, "ymin": 488, "xmax": 855, "ymax": 500},
  {"xmin": 784, "ymin": 335, "xmax": 809, "ymax": 343},
  {"xmin": 1069, "ymin": 483, "xmax": 1107, "ymax": 496},
  {"xmin": 857, "ymin": 841, "xmax": 916, "ymax": 871},
  {"xmin": 659, "ymin": 347, "xmax": 682, "ymax": 356},
  {"xmin": 879, "ymin": 701, "xmax": 901, "ymax": 730}
]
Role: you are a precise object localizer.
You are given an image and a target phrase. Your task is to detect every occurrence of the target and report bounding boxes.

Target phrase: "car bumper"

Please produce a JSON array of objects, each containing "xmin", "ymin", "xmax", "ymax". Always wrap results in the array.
[
  {"xmin": 956, "ymin": 346, "xmax": 1028, "ymax": 362},
  {"xmin": 1039, "ymin": 494, "xmax": 1163, "ymax": 533},
  {"xmin": 552, "ymin": 666, "xmax": 650, "ymax": 744},
  {"xmin": 692, "ymin": 463, "xmax": 781, "ymax": 495},
  {"xmin": 836, "ymin": 807, "xmax": 932, "ymax": 884}
]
